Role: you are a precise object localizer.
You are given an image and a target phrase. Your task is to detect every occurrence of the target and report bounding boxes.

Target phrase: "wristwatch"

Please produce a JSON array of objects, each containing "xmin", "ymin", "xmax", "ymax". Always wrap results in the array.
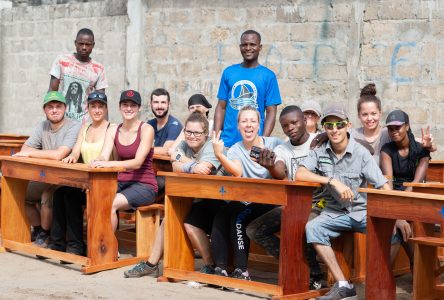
[{"xmin": 175, "ymin": 153, "xmax": 182, "ymax": 162}]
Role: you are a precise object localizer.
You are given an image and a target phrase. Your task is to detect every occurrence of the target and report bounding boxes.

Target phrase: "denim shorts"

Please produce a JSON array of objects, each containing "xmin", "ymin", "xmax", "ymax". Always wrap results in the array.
[
  {"xmin": 117, "ymin": 181, "xmax": 157, "ymax": 209},
  {"xmin": 305, "ymin": 213, "xmax": 366, "ymax": 246}
]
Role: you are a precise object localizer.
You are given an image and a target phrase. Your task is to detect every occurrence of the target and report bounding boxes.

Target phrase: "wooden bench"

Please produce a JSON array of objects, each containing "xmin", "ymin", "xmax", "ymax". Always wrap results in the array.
[
  {"xmin": 361, "ymin": 188, "xmax": 444, "ymax": 300},
  {"xmin": 116, "ymin": 204, "xmax": 164, "ymax": 258},
  {"xmin": 427, "ymin": 160, "xmax": 444, "ymax": 182},
  {"xmin": 409, "ymin": 237, "xmax": 444, "ymax": 300}
]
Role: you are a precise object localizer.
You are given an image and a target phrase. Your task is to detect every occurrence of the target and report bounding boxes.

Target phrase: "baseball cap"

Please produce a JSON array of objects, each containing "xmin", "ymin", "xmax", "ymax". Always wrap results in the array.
[
  {"xmin": 321, "ymin": 104, "xmax": 349, "ymax": 124},
  {"xmin": 385, "ymin": 109, "xmax": 409, "ymax": 126},
  {"xmin": 120, "ymin": 90, "xmax": 141, "ymax": 106},
  {"xmin": 301, "ymin": 100, "xmax": 321, "ymax": 117},
  {"xmin": 88, "ymin": 91, "xmax": 107, "ymax": 105},
  {"xmin": 188, "ymin": 94, "xmax": 212, "ymax": 109},
  {"xmin": 43, "ymin": 91, "xmax": 66, "ymax": 106}
]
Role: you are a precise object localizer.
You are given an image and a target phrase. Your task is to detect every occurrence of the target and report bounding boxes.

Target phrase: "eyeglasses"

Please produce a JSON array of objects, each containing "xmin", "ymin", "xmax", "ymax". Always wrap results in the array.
[
  {"xmin": 323, "ymin": 121, "xmax": 348, "ymax": 130},
  {"xmin": 184, "ymin": 129, "xmax": 205, "ymax": 137}
]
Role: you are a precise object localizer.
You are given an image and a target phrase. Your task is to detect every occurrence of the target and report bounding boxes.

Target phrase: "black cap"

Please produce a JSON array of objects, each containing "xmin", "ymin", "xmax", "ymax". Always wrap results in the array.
[
  {"xmin": 87, "ymin": 91, "xmax": 107, "ymax": 105},
  {"xmin": 120, "ymin": 90, "xmax": 141, "ymax": 106},
  {"xmin": 385, "ymin": 109, "xmax": 409, "ymax": 126},
  {"xmin": 188, "ymin": 94, "xmax": 212, "ymax": 109}
]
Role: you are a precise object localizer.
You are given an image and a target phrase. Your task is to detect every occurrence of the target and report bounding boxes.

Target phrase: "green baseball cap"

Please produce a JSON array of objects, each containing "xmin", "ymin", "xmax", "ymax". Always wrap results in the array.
[{"xmin": 43, "ymin": 91, "xmax": 66, "ymax": 106}]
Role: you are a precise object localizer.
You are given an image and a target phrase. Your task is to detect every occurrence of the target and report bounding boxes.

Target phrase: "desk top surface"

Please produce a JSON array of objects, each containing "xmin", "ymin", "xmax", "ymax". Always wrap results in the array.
[
  {"xmin": 359, "ymin": 187, "xmax": 444, "ymax": 201},
  {"xmin": 0, "ymin": 156, "xmax": 125, "ymax": 173},
  {"xmin": 158, "ymin": 171, "xmax": 321, "ymax": 187}
]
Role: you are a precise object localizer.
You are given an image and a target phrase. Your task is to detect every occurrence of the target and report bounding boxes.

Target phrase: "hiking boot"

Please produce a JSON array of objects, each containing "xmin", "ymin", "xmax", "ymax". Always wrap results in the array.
[
  {"xmin": 124, "ymin": 261, "xmax": 159, "ymax": 278},
  {"xmin": 33, "ymin": 230, "xmax": 49, "ymax": 248},
  {"xmin": 199, "ymin": 264, "xmax": 215, "ymax": 274},
  {"xmin": 316, "ymin": 282, "xmax": 357, "ymax": 300},
  {"xmin": 231, "ymin": 268, "xmax": 251, "ymax": 281},
  {"xmin": 214, "ymin": 267, "xmax": 228, "ymax": 277}
]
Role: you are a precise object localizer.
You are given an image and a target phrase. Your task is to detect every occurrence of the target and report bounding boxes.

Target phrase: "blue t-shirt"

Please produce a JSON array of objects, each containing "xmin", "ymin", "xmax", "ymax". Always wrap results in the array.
[
  {"xmin": 217, "ymin": 64, "xmax": 282, "ymax": 147},
  {"xmin": 147, "ymin": 115, "xmax": 183, "ymax": 147}
]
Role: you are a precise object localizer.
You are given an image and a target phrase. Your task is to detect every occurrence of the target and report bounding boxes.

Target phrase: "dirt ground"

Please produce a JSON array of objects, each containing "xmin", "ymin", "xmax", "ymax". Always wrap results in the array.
[{"xmin": 0, "ymin": 249, "xmax": 413, "ymax": 300}]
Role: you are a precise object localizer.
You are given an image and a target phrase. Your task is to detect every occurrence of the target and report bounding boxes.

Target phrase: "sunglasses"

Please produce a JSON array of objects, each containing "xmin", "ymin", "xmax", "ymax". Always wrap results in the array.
[
  {"xmin": 88, "ymin": 92, "xmax": 107, "ymax": 101},
  {"xmin": 323, "ymin": 121, "xmax": 348, "ymax": 130},
  {"xmin": 184, "ymin": 129, "xmax": 205, "ymax": 137}
]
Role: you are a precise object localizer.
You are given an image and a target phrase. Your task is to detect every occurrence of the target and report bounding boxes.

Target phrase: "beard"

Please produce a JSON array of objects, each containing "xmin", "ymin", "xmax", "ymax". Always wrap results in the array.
[{"xmin": 152, "ymin": 107, "xmax": 169, "ymax": 119}]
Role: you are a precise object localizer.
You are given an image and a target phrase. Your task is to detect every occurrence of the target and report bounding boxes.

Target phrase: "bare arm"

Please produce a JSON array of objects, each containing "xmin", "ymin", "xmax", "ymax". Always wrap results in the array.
[
  {"xmin": 295, "ymin": 166, "xmax": 354, "ymax": 201},
  {"xmin": 92, "ymin": 124, "xmax": 117, "ymax": 163},
  {"xmin": 380, "ymin": 151, "xmax": 394, "ymax": 190},
  {"xmin": 257, "ymin": 148, "xmax": 286, "ymax": 179},
  {"xmin": 405, "ymin": 156, "xmax": 429, "ymax": 192},
  {"xmin": 167, "ymin": 131, "xmax": 185, "ymax": 155},
  {"xmin": 49, "ymin": 75, "xmax": 60, "ymax": 91},
  {"xmin": 154, "ymin": 140, "xmax": 175, "ymax": 156},
  {"xmin": 263, "ymin": 105, "xmax": 277, "ymax": 137},
  {"xmin": 62, "ymin": 124, "xmax": 87, "ymax": 163},
  {"xmin": 15, "ymin": 144, "xmax": 71, "ymax": 161},
  {"xmin": 212, "ymin": 130, "xmax": 242, "ymax": 177},
  {"xmin": 213, "ymin": 100, "xmax": 226, "ymax": 133}
]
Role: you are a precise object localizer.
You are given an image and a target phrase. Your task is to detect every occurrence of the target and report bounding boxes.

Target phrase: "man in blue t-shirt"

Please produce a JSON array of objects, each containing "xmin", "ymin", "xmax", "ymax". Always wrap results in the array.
[
  {"xmin": 147, "ymin": 88, "xmax": 183, "ymax": 155},
  {"xmin": 214, "ymin": 29, "xmax": 282, "ymax": 147}
]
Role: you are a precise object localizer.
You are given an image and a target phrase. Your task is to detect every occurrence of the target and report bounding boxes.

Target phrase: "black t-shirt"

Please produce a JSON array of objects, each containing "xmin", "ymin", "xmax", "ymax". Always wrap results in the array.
[{"xmin": 381, "ymin": 141, "xmax": 430, "ymax": 190}]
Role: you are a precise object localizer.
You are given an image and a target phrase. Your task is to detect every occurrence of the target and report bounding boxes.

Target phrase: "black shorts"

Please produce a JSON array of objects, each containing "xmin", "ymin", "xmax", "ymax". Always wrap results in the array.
[
  {"xmin": 117, "ymin": 181, "xmax": 157, "ymax": 209},
  {"xmin": 184, "ymin": 199, "xmax": 226, "ymax": 234}
]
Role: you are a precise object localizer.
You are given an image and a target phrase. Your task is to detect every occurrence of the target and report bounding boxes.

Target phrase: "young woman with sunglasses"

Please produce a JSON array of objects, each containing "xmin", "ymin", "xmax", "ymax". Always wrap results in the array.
[
  {"xmin": 211, "ymin": 105, "xmax": 282, "ymax": 280},
  {"xmin": 48, "ymin": 91, "xmax": 113, "ymax": 256}
]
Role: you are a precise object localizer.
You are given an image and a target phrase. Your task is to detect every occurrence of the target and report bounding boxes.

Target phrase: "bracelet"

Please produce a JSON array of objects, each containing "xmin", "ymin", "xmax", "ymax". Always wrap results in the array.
[
  {"xmin": 182, "ymin": 161, "xmax": 197, "ymax": 173},
  {"xmin": 327, "ymin": 177, "xmax": 334, "ymax": 186}
]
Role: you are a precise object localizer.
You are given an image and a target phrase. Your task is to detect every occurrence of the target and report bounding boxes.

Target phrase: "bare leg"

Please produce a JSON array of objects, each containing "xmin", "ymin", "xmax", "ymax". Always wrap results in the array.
[
  {"xmin": 40, "ymin": 189, "xmax": 53, "ymax": 230},
  {"xmin": 147, "ymin": 221, "xmax": 164, "ymax": 265},
  {"xmin": 184, "ymin": 223, "xmax": 213, "ymax": 265},
  {"xmin": 314, "ymin": 243, "xmax": 346, "ymax": 281},
  {"xmin": 111, "ymin": 193, "xmax": 131, "ymax": 232},
  {"xmin": 26, "ymin": 205, "xmax": 41, "ymax": 227},
  {"xmin": 390, "ymin": 243, "xmax": 401, "ymax": 265}
]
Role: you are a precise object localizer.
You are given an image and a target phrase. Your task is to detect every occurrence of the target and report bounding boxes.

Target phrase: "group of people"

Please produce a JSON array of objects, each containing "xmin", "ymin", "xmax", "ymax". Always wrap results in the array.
[{"xmin": 16, "ymin": 27, "xmax": 437, "ymax": 300}]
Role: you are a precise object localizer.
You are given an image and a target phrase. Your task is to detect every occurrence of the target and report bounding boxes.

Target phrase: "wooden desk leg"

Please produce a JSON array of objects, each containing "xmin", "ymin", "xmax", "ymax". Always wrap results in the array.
[
  {"xmin": 366, "ymin": 216, "xmax": 396, "ymax": 300},
  {"xmin": 85, "ymin": 173, "xmax": 118, "ymax": 268},
  {"xmin": 163, "ymin": 195, "xmax": 194, "ymax": 278},
  {"xmin": 1, "ymin": 177, "xmax": 30, "ymax": 244},
  {"xmin": 279, "ymin": 186, "xmax": 313, "ymax": 296}
]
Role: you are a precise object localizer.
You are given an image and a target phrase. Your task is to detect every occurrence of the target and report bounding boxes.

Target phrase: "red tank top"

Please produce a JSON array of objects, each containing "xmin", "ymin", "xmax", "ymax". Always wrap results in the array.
[{"xmin": 114, "ymin": 122, "xmax": 157, "ymax": 191}]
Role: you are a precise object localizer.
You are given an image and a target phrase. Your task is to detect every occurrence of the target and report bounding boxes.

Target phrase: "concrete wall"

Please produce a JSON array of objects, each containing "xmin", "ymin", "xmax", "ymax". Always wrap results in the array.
[{"xmin": 0, "ymin": 0, "xmax": 443, "ymax": 156}]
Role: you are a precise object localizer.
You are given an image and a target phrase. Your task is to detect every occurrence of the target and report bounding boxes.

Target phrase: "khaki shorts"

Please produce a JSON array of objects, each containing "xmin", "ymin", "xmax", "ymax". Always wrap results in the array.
[{"xmin": 25, "ymin": 181, "xmax": 59, "ymax": 209}]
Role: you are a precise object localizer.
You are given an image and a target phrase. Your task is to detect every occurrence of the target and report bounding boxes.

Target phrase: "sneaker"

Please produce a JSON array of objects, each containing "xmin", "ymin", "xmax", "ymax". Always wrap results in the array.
[
  {"xmin": 124, "ymin": 261, "xmax": 159, "ymax": 278},
  {"xmin": 316, "ymin": 282, "xmax": 357, "ymax": 300},
  {"xmin": 214, "ymin": 267, "xmax": 228, "ymax": 277},
  {"xmin": 199, "ymin": 264, "xmax": 215, "ymax": 274},
  {"xmin": 231, "ymin": 268, "xmax": 251, "ymax": 281},
  {"xmin": 309, "ymin": 277, "xmax": 323, "ymax": 290},
  {"xmin": 33, "ymin": 230, "xmax": 49, "ymax": 248},
  {"xmin": 31, "ymin": 227, "xmax": 40, "ymax": 242}
]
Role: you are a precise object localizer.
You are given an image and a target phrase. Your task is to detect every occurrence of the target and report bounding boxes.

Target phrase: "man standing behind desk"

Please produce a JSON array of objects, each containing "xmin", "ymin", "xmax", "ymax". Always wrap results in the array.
[
  {"xmin": 48, "ymin": 28, "xmax": 108, "ymax": 122},
  {"xmin": 14, "ymin": 91, "xmax": 81, "ymax": 248},
  {"xmin": 214, "ymin": 29, "xmax": 282, "ymax": 147}
]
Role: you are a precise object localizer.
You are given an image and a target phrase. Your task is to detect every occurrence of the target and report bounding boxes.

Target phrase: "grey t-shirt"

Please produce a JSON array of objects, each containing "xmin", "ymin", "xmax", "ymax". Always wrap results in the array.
[
  {"xmin": 350, "ymin": 127, "xmax": 390, "ymax": 166},
  {"xmin": 25, "ymin": 118, "xmax": 81, "ymax": 151},
  {"xmin": 274, "ymin": 133, "xmax": 315, "ymax": 181},
  {"xmin": 227, "ymin": 137, "xmax": 283, "ymax": 179},
  {"xmin": 175, "ymin": 138, "xmax": 222, "ymax": 174},
  {"xmin": 301, "ymin": 136, "xmax": 388, "ymax": 222}
]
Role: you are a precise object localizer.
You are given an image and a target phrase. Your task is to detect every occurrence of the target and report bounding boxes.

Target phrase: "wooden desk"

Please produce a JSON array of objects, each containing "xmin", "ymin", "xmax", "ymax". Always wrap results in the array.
[
  {"xmin": 361, "ymin": 188, "xmax": 444, "ymax": 299},
  {"xmin": 427, "ymin": 160, "xmax": 444, "ymax": 182},
  {"xmin": 0, "ymin": 156, "xmax": 143, "ymax": 273},
  {"xmin": 153, "ymin": 154, "xmax": 172, "ymax": 173},
  {"xmin": 0, "ymin": 142, "xmax": 23, "ymax": 156},
  {"xmin": 0, "ymin": 134, "xmax": 28, "ymax": 142},
  {"xmin": 159, "ymin": 171, "xmax": 322, "ymax": 299}
]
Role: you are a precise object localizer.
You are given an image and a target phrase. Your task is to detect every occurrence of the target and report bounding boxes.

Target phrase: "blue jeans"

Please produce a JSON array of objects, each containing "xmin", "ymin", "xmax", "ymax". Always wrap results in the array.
[{"xmin": 306, "ymin": 213, "xmax": 366, "ymax": 246}]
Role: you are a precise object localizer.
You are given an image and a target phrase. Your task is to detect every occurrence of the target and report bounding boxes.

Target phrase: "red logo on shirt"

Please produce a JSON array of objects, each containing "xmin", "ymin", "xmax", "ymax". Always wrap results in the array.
[{"xmin": 127, "ymin": 90, "xmax": 134, "ymax": 97}]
